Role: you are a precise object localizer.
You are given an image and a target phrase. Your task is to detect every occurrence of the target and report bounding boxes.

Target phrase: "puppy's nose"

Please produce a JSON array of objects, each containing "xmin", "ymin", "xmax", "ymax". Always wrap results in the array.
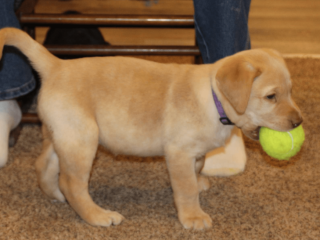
[{"xmin": 292, "ymin": 118, "xmax": 303, "ymax": 128}]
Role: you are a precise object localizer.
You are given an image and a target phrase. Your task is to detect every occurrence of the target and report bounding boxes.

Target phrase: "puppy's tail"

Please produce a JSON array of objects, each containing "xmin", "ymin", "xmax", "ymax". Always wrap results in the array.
[{"xmin": 0, "ymin": 27, "xmax": 60, "ymax": 79}]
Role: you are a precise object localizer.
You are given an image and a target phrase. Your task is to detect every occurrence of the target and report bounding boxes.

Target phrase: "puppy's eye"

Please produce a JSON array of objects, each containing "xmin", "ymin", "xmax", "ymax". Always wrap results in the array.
[{"xmin": 266, "ymin": 94, "xmax": 276, "ymax": 100}]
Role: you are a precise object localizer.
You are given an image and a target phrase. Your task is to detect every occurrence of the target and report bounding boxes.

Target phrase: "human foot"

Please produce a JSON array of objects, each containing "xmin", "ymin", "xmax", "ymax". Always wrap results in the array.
[{"xmin": 0, "ymin": 100, "xmax": 21, "ymax": 167}]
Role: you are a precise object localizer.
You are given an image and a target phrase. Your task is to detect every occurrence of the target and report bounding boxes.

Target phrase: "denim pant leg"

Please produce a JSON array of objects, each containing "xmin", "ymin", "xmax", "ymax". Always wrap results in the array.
[
  {"xmin": 193, "ymin": 0, "xmax": 251, "ymax": 64},
  {"xmin": 0, "ymin": 0, "xmax": 35, "ymax": 100}
]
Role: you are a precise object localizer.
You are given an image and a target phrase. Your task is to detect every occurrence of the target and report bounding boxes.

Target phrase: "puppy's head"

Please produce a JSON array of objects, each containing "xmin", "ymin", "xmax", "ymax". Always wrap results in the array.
[{"xmin": 215, "ymin": 49, "xmax": 303, "ymax": 140}]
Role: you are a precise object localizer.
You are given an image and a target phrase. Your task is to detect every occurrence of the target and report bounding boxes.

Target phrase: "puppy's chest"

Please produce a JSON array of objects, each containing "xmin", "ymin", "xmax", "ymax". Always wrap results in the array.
[{"xmin": 206, "ymin": 125, "xmax": 234, "ymax": 150}]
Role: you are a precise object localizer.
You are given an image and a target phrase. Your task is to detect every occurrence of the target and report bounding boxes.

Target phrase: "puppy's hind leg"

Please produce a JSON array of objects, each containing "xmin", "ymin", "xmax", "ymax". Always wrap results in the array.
[
  {"xmin": 35, "ymin": 124, "xmax": 65, "ymax": 202},
  {"xmin": 55, "ymin": 121, "xmax": 124, "ymax": 227}
]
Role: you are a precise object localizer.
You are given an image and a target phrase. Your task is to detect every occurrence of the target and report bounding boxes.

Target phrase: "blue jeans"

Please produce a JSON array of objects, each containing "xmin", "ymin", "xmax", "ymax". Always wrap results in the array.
[
  {"xmin": 193, "ymin": 0, "xmax": 251, "ymax": 64},
  {"xmin": 0, "ymin": 0, "xmax": 35, "ymax": 100}
]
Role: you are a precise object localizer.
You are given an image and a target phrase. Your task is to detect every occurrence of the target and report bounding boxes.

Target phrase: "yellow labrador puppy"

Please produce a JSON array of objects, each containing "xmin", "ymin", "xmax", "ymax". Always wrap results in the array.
[{"xmin": 0, "ymin": 28, "xmax": 302, "ymax": 230}]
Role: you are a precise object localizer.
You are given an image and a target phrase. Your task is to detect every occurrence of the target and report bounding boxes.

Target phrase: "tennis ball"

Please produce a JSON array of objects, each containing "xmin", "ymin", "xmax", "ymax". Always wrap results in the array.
[{"xmin": 259, "ymin": 125, "xmax": 305, "ymax": 160}]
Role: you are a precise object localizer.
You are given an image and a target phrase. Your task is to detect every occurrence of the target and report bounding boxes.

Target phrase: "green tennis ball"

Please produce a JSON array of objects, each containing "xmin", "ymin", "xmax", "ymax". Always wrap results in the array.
[{"xmin": 259, "ymin": 125, "xmax": 305, "ymax": 160}]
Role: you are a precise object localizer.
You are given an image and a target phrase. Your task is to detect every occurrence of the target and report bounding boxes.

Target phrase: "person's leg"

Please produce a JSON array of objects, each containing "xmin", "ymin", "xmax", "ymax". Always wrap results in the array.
[
  {"xmin": 193, "ymin": 0, "xmax": 251, "ymax": 176},
  {"xmin": 194, "ymin": 0, "xmax": 251, "ymax": 64},
  {"xmin": 0, "ymin": 0, "xmax": 36, "ymax": 166}
]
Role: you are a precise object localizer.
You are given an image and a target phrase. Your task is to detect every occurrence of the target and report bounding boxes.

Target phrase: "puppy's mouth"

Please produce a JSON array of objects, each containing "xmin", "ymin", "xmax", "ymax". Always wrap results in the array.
[
  {"xmin": 244, "ymin": 126, "xmax": 261, "ymax": 140},
  {"xmin": 251, "ymin": 126, "xmax": 261, "ymax": 140}
]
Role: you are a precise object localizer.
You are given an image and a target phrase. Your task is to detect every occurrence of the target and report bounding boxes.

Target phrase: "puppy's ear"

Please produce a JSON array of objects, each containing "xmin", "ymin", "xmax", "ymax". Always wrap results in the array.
[{"xmin": 216, "ymin": 56, "xmax": 261, "ymax": 114}]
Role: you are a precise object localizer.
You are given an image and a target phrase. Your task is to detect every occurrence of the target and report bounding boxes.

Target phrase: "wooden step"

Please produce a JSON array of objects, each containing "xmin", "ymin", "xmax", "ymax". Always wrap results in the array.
[
  {"xmin": 20, "ymin": 14, "xmax": 194, "ymax": 27},
  {"xmin": 45, "ymin": 45, "xmax": 200, "ymax": 56}
]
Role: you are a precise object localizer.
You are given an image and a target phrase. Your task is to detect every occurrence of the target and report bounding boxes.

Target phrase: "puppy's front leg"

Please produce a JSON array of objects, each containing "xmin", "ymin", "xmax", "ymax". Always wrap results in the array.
[
  {"xmin": 166, "ymin": 147, "xmax": 212, "ymax": 230},
  {"xmin": 195, "ymin": 157, "xmax": 210, "ymax": 192}
]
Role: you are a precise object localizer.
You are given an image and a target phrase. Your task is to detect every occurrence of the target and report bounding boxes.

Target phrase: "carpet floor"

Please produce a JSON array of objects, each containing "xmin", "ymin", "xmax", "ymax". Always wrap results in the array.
[{"xmin": 0, "ymin": 57, "xmax": 320, "ymax": 240}]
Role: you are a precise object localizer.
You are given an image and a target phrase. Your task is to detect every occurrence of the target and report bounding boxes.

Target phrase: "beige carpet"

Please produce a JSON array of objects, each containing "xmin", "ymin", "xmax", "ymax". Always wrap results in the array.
[{"xmin": 1, "ymin": 58, "xmax": 320, "ymax": 239}]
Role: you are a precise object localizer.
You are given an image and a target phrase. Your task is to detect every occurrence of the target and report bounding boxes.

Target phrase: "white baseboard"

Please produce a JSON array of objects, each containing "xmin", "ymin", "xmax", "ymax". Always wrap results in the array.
[{"xmin": 283, "ymin": 53, "xmax": 320, "ymax": 59}]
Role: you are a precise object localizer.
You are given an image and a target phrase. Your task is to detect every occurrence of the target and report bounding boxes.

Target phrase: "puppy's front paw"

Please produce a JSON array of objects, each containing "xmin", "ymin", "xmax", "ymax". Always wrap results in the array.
[
  {"xmin": 197, "ymin": 175, "xmax": 210, "ymax": 192},
  {"xmin": 86, "ymin": 210, "xmax": 124, "ymax": 227},
  {"xmin": 179, "ymin": 210, "xmax": 212, "ymax": 230}
]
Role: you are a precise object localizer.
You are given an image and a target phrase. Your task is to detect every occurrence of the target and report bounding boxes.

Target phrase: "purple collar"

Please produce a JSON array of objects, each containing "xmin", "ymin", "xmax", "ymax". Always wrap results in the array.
[{"xmin": 211, "ymin": 89, "xmax": 234, "ymax": 125}]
